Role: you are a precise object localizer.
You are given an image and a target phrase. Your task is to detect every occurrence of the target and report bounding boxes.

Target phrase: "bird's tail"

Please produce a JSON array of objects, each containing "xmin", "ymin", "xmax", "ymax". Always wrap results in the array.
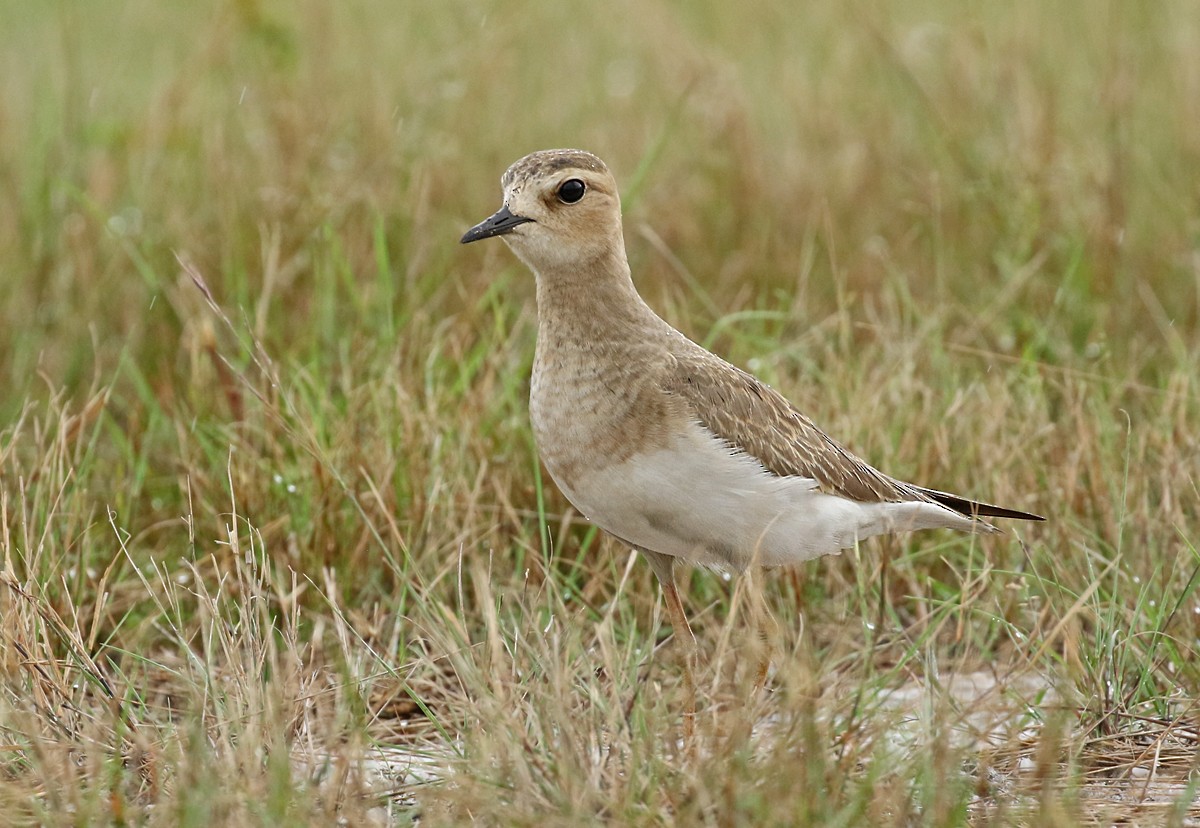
[{"xmin": 918, "ymin": 487, "xmax": 1045, "ymax": 523}]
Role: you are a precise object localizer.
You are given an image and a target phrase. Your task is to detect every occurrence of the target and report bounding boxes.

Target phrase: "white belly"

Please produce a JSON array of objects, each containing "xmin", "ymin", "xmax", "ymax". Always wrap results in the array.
[{"xmin": 547, "ymin": 421, "xmax": 975, "ymax": 571}]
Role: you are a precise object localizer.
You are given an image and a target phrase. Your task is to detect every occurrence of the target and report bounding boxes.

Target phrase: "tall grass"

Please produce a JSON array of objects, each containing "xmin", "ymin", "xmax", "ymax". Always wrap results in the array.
[{"xmin": 2, "ymin": 0, "xmax": 1199, "ymax": 824}]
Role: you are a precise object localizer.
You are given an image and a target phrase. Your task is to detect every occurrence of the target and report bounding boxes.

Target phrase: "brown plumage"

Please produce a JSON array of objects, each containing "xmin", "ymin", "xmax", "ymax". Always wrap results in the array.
[
  {"xmin": 662, "ymin": 345, "xmax": 1041, "ymax": 522},
  {"xmin": 461, "ymin": 148, "xmax": 1044, "ymax": 666}
]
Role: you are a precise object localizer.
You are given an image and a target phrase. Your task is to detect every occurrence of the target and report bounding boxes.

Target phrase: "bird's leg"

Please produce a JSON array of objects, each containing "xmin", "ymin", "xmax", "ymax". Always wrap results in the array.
[
  {"xmin": 642, "ymin": 549, "xmax": 697, "ymax": 744},
  {"xmin": 749, "ymin": 575, "xmax": 777, "ymax": 696},
  {"xmin": 642, "ymin": 550, "xmax": 697, "ymax": 651}
]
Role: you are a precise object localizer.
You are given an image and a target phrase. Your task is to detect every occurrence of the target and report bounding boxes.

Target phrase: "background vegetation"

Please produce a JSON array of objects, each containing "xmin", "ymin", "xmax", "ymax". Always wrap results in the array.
[{"xmin": 2, "ymin": 1, "xmax": 1199, "ymax": 824}]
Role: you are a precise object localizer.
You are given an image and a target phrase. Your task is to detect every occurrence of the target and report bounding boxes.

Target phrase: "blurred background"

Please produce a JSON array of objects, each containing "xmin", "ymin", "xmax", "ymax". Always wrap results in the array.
[
  {"xmin": 2, "ymin": 1, "xmax": 1199, "ymax": 823},
  {"xmin": 4, "ymin": 1, "xmax": 1198, "ymax": 395}
]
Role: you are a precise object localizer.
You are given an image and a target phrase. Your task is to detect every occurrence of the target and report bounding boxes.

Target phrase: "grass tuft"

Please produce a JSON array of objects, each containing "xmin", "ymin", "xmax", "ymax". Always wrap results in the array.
[{"xmin": 3, "ymin": 0, "xmax": 1200, "ymax": 823}]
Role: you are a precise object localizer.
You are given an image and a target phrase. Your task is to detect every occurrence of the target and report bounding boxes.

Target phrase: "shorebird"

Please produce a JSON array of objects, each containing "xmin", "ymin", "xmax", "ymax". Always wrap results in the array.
[{"xmin": 461, "ymin": 148, "xmax": 1043, "ymax": 660}]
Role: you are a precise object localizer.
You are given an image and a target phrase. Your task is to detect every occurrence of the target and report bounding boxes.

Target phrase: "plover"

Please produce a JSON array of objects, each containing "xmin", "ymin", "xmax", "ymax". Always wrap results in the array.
[{"xmin": 461, "ymin": 148, "xmax": 1043, "ymax": 653}]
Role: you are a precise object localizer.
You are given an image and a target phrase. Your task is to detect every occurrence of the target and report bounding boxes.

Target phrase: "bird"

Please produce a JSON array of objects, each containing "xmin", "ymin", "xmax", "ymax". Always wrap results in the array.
[{"xmin": 460, "ymin": 148, "xmax": 1043, "ymax": 666}]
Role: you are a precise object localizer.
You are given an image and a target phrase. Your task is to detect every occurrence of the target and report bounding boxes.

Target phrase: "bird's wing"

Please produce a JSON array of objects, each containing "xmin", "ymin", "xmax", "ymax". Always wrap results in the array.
[
  {"xmin": 661, "ymin": 346, "xmax": 921, "ymax": 504},
  {"xmin": 661, "ymin": 345, "xmax": 1045, "ymax": 522}
]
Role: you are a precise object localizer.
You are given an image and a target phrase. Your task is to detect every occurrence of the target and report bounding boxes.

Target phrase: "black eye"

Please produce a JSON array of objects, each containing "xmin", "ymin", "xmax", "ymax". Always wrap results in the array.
[{"xmin": 557, "ymin": 178, "xmax": 586, "ymax": 204}]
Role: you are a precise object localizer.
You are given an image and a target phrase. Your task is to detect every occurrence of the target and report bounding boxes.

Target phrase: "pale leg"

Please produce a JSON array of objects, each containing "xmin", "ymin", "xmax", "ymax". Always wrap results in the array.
[{"xmin": 642, "ymin": 549, "xmax": 697, "ymax": 743}]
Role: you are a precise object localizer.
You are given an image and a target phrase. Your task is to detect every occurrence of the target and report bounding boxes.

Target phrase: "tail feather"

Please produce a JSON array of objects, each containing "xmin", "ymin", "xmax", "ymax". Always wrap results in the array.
[{"xmin": 918, "ymin": 487, "xmax": 1045, "ymax": 522}]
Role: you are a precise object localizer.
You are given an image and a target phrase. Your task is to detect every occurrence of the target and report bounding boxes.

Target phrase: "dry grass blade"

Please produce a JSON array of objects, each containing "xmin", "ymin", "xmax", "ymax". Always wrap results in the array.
[{"xmin": 0, "ymin": 0, "xmax": 1198, "ymax": 824}]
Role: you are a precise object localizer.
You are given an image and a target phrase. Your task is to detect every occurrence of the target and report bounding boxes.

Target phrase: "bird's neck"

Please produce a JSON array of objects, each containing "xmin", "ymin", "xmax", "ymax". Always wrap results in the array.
[{"xmin": 533, "ymin": 247, "xmax": 667, "ymax": 347}]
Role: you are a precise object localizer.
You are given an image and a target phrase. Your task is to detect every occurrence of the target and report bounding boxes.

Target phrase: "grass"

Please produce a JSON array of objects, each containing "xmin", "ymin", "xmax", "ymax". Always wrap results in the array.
[{"xmin": 2, "ymin": 0, "xmax": 1200, "ymax": 824}]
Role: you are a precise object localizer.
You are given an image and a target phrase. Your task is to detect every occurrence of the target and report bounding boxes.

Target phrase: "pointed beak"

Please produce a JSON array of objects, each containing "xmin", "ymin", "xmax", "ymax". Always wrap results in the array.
[{"xmin": 460, "ymin": 205, "xmax": 535, "ymax": 244}]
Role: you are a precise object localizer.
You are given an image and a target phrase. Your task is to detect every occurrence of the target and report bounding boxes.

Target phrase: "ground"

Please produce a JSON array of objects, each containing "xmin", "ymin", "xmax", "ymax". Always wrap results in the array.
[{"xmin": 1, "ymin": 1, "xmax": 1199, "ymax": 825}]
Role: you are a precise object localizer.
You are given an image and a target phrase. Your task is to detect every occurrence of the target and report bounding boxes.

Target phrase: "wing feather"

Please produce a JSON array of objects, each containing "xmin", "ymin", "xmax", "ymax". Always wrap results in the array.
[
  {"xmin": 662, "ymin": 345, "xmax": 1045, "ymax": 523},
  {"xmin": 662, "ymin": 347, "xmax": 919, "ymax": 504}
]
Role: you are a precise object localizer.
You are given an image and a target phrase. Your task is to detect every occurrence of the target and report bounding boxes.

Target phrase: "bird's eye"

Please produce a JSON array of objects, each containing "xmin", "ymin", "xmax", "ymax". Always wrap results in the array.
[{"xmin": 557, "ymin": 178, "xmax": 586, "ymax": 204}]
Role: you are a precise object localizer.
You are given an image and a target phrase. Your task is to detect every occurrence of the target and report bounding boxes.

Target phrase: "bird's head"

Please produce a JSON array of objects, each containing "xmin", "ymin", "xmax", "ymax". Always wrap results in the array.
[{"xmin": 461, "ymin": 149, "xmax": 624, "ymax": 273}]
